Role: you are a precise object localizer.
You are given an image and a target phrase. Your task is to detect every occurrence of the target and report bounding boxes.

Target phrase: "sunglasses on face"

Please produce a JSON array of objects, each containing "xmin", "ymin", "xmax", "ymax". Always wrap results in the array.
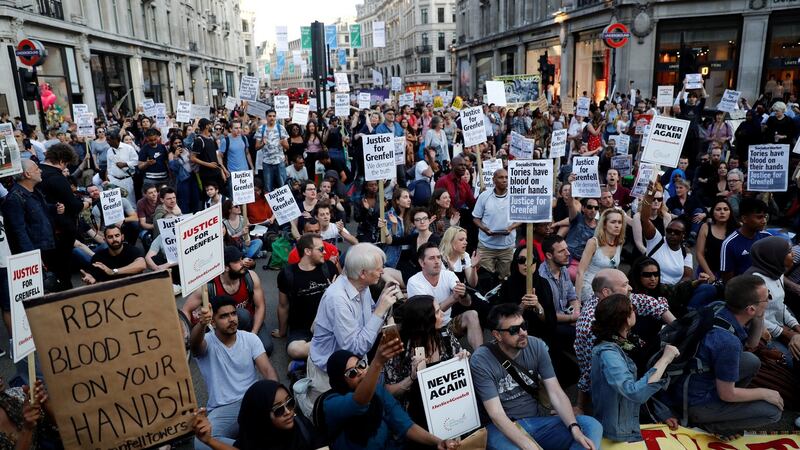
[
  {"xmin": 640, "ymin": 271, "xmax": 659, "ymax": 278},
  {"xmin": 584, "ymin": 205, "xmax": 598, "ymax": 210},
  {"xmin": 496, "ymin": 321, "xmax": 528, "ymax": 336},
  {"xmin": 271, "ymin": 396, "xmax": 296, "ymax": 417},
  {"xmin": 344, "ymin": 359, "xmax": 368, "ymax": 379},
  {"xmin": 652, "ymin": 197, "xmax": 663, "ymax": 202}
]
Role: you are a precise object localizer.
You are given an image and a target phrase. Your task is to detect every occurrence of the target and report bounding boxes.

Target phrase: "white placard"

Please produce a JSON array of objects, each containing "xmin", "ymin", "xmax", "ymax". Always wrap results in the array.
[
  {"xmin": 641, "ymin": 124, "xmax": 651, "ymax": 147},
  {"xmin": 276, "ymin": 26, "xmax": 289, "ymax": 52},
  {"xmin": 629, "ymin": 89, "xmax": 636, "ymax": 106},
  {"xmin": 479, "ymin": 159, "xmax": 504, "ymax": 190},
  {"xmin": 0, "ymin": 135, "xmax": 22, "ymax": 178},
  {"xmin": 641, "ymin": 116, "xmax": 690, "ymax": 168},
  {"xmin": 191, "ymin": 104, "xmax": 210, "ymax": 120},
  {"xmin": 656, "ymin": 86, "xmax": 674, "ymax": 108},
  {"xmin": 363, "ymin": 133, "xmax": 395, "ymax": 181},
  {"xmin": 334, "ymin": 73, "xmax": 350, "ymax": 93},
  {"xmin": 608, "ymin": 134, "xmax": 630, "ymax": 155},
  {"xmin": 225, "ymin": 96, "xmax": 239, "ymax": 110},
  {"xmin": 0, "ymin": 123, "xmax": 12, "ymax": 137},
  {"xmin": 176, "ymin": 100, "xmax": 192, "ymax": 123},
  {"xmin": 717, "ymin": 89, "xmax": 741, "ymax": 113},
  {"xmin": 266, "ymin": 185, "xmax": 302, "ymax": 225},
  {"xmin": 275, "ymin": 95, "xmax": 290, "ymax": 119},
  {"xmin": 335, "ymin": 93, "xmax": 350, "ymax": 117},
  {"xmin": 72, "ymin": 103, "xmax": 89, "ymax": 118},
  {"xmin": 461, "ymin": 106, "xmax": 486, "ymax": 148},
  {"xmin": 509, "ymin": 131, "xmax": 534, "ymax": 159},
  {"xmin": 611, "ymin": 155, "xmax": 633, "ymax": 177},
  {"xmin": 452, "ymin": 143, "xmax": 463, "ymax": 158},
  {"xmin": 571, "ymin": 156, "xmax": 601, "ymax": 198},
  {"xmin": 247, "ymin": 101, "xmax": 269, "ymax": 119},
  {"xmin": 685, "ymin": 73, "xmax": 703, "ymax": 90},
  {"xmin": 7, "ymin": 249, "xmax": 42, "ymax": 362},
  {"xmin": 508, "ymin": 159, "xmax": 553, "ymax": 223},
  {"xmin": 157, "ymin": 215, "xmax": 190, "ymax": 264},
  {"xmin": 372, "ymin": 69, "xmax": 383, "ymax": 87},
  {"xmin": 176, "ymin": 202, "xmax": 225, "ymax": 295},
  {"xmin": 417, "ymin": 357, "xmax": 480, "ymax": 440},
  {"xmin": 100, "ymin": 188, "xmax": 125, "ymax": 225},
  {"xmin": 394, "ymin": 136, "xmax": 406, "ymax": 166},
  {"xmin": 483, "ymin": 115, "xmax": 493, "ymax": 136},
  {"xmin": 373, "ymin": 21, "xmax": 386, "ymax": 47},
  {"xmin": 292, "ymin": 50, "xmax": 302, "ymax": 66},
  {"xmin": 550, "ymin": 129, "xmax": 567, "ymax": 158},
  {"xmin": 576, "ymin": 97, "xmax": 591, "ymax": 117},
  {"xmin": 391, "ymin": 77, "xmax": 402, "ymax": 92},
  {"xmin": 231, "ymin": 171, "xmax": 255, "ymax": 205},
  {"xmin": 142, "ymin": 98, "xmax": 156, "ymax": 117},
  {"xmin": 631, "ymin": 163, "xmax": 658, "ymax": 199},
  {"xmin": 292, "ymin": 103, "xmax": 309, "ymax": 125},
  {"xmin": 729, "ymin": 110, "xmax": 746, "ymax": 120},
  {"xmin": 747, "ymin": 144, "xmax": 789, "ymax": 192},
  {"xmin": 399, "ymin": 93, "xmax": 415, "ymax": 108},
  {"xmin": 154, "ymin": 103, "xmax": 167, "ymax": 129},
  {"xmin": 76, "ymin": 113, "xmax": 95, "ymax": 138},
  {"xmin": 794, "ymin": 139, "xmax": 800, "ymax": 155},
  {"xmin": 239, "ymin": 75, "xmax": 259, "ymax": 102},
  {"xmin": 308, "ymin": 98, "xmax": 318, "ymax": 111},
  {"xmin": 358, "ymin": 92, "xmax": 371, "ymax": 110},
  {"xmin": 486, "ymin": 80, "xmax": 507, "ymax": 106}
]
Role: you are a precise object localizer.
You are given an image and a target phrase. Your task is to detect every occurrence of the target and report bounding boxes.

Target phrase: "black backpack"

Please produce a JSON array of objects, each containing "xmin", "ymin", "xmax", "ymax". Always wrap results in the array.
[
  {"xmin": 646, "ymin": 301, "xmax": 735, "ymax": 426},
  {"xmin": 311, "ymin": 390, "xmax": 337, "ymax": 444}
]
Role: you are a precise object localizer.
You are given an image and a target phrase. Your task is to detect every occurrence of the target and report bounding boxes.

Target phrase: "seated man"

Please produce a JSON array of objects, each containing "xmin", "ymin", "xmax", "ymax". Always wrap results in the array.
[
  {"xmin": 471, "ymin": 303, "xmax": 602, "ymax": 450},
  {"xmin": 204, "ymin": 181, "xmax": 228, "ymax": 209},
  {"xmin": 80, "ymin": 224, "xmax": 146, "ymax": 285},
  {"xmin": 151, "ymin": 186, "xmax": 182, "ymax": 239},
  {"xmin": 315, "ymin": 202, "xmax": 357, "ymax": 246},
  {"xmin": 136, "ymin": 184, "xmax": 159, "ymax": 248},
  {"xmin": 191, "ymin": 296, "xmax": 278, "ymax": 449}
]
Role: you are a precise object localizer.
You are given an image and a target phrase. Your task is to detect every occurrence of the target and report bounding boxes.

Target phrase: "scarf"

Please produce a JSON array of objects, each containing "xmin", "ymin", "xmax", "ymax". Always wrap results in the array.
[
  {"xmin": 235, "ymin": 381, "xmax": 311, "ymax": 450},
  {"xmin": 326, "ymin": 350, "xmax": 384, "ymax": 446},
  {"xmin": 744, "ymin": 236, "xmax": 791, "ymax": 280}
]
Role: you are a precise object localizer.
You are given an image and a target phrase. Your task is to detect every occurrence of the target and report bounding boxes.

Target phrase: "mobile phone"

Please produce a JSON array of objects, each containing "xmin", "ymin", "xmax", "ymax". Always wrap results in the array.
[
  {"xmin": 381, "ymin": 324, "xmax": 400, "ymax": 344},
  {"xmin": 414, "ymin": 346, "xmax": 427, "ymax": 370}
]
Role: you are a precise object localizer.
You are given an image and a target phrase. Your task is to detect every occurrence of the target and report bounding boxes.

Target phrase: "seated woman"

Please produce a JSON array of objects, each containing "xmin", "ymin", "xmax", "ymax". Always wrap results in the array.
[
  {"xmin": 222, "ymin": 200, "xmax": 263, "ymax": 260},
  {"xmin": 354, "ymin": 181, "xmax": 381, "ymax": 243},
  {"xmin": 640, "ymin": 184, "xmax": 693, "ymax": 287},
  {"xmin": 381, "ymin": 208, "xmax": 442, "ymax": 282},
  {"xmin": 576, "ymin": 208, "xmax": 625, "ymax": 302},
  {"xmin": 629, "ymin": 256, "xmax": 717, "ymax": 321},
  {"xmin": 322, "ymin": 343, "xmax": 459, "ymax": 450},
  {"xmin": 695, "ymin": 199, "xmax": 736, "ymax": 283},
  {"xmin": 665, "ymin": 178, "xmax": 705, "ymax": 236},
  {"xmin": 193, "ymin": 380, "xmax": 323, "ymax": 450},
  {"xmin": 591, "ymin": 294, "xmax": 679, "ymax": 442}
]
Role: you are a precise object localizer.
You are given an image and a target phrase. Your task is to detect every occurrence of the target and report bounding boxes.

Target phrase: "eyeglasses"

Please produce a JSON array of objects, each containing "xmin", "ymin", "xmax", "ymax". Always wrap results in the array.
[
  {"xmin": 640, "ymin": 271, "xmax": 660, "ymax": 278},
  {"xmin": 344, "ymin": 359, "xmax": 368, "ymax": 379},
  {"xmin": 495, "ymin": 321, "xmax": 528, "ymax": 336},
  {"xmin": 271, "ymin": 396, "xmax": 296, "ymax": 417},
  {"xmin": 727, "ymin": 179, "xmax": 741, "ymax": 183},
  {"xmin": 413, "ymin": 217, "xmax": 429, "ymax": 222},
  {"xmin": 584, "ymin": 205, "xmax": 598, "ymax": 210}
]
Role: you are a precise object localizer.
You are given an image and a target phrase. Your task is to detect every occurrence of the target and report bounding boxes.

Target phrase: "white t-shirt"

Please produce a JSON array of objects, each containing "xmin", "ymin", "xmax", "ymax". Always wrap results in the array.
[
  {"xmin": 415, "ymin": 160, "xmax": 431, "ymax": 181},
  {"xmin": 407, "ymin": 270, "xmax": 459, "ymax": 325},
  {"xmin": 645, "ymin": 231, "xmax": 692, "ymax": 285},
  {"xmin": 320, "ymin": 222, "xmax": 350, "ymax": 241},
  {"xmin": 195, "ymin": 330, "xmax": 265, "ymax": 410}
]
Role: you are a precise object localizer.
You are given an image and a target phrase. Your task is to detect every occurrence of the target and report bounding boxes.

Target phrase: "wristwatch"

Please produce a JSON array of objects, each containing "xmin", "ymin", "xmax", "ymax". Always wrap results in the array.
[
  {"xmin": 568, "ymin": 422, "xmax": 581, "ymax": 432},
  {"xmin": 112, "ymin": 268, "xmax": 118, "ymax": 275}
]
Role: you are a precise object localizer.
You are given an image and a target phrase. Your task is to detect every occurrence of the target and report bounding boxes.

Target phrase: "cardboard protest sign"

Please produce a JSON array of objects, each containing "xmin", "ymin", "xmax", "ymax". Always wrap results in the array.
[
  {"xmin": 230, "ymin": 171, "xmax": 255, "ymax": 205},
  {"xmin": 417, "ymin": 357, "xmax": 480, "ymax": 440},
  {"xmin": 685, "ymin": 73, "xmax": 703, "ymax": 89},
  {"xmin": 641, "ymin": 124, "xmax": 652, "ymax": 149},
  {"xmin": 266, "ymin": 185, "xmax": 302, "ymax": 225},
  {"xmin": 363, "ymin": 133, "xmax": 395, "ymax": 181},
  {"xmin": 24, "ymin": 271, "xmax": 197, "ymax": 450},
  {"xmin": 461, "ymin": 106, "xmax": 486, "ymax": 148},
  {"xmin": 247, "ymin": 101, "xmax": 269, "ymax": 119},
  {"xmin": 576, "ymin": 97, "xmax": 590, "ymax": 117},
  {"xmin": 175, "ymin": 101, "xmax": 191, "ymax": 123},
  {"xmin": 358, "ymin": 92, "xmax": 371, "ymax": 110},
  {"xmin": 550, "ymin": 129, "xmax": 567, "ymax": 158},
  {"xmin": 631, "ymin": 163, "xmax": 658, "ymax": 198},
  {"xmin": 142, "ymin": 98, "xmax": 156, "ymax": 117},
  {"xmin": 0, "ymin": 135, "xmax": 23, "ymax": 178},
  {"xmin": 224, "ymin": 96, "xmax": 239, "ymax": 110},
  {"xmin": 335, "ymin": 93, "xmax": 350, "ymax": 117},
  {"xmin": 391, "ymin": 77, "xmax": 402, "ymax": 92},
  {"xmin": 274, "ymin": 95, "xmax": 290, "ymax": 119},
  {"xmin": 479, "ymin": 159, "xmax": 504, "ymax": 190},
  {"xmin": 0, "ymin": 123, "xmax": 12, "ymax": 137},
  {"xmin": 308, "ymin": 98, "xmax": 318, "ymax": 111},
  {"xmin": 608, "ymin": 134, "xmax": 630, "ymax": 155},
  {"xmin": 747, "ymin": 144, "xmax": 789, "ymax": 192},
  {"xmin": 611, "ymin": 155, "xmax": 633, "ymax": 177},
  {"xmin": 508, "ymin": 159, "xmax": 553, "ymax": 223},
  {"xmin": 7, "ymin": 250, "xmax": 42, "ymax": 362},
  {"xmin": 562, "ymin": 97, "xmax": 574, "ymax": 115},
  {"xmin": 334, "ymin": 73, "xmax": 350, "ymax": 93},
  {"xmin": 190, "ymin": 104, "xmax": 210, "ymax": 120},
  {"xmin": 176, "ymin": 202, "xmax": 224, "ymax": 295},
  {"xmin": 72, "ymin": 104, "xmax": 89, "ymax": 118},
  {"xmin": 239, "ymin": 75, "xmax": 259, "ymax": 102},
  {"xmin": 634, "ymin": 113, "xmax": 653, "ymax": 135},
  {"xmin": 372, "ymin": 69, "xmax": 384, "ymax": 86},
  {"xmin": 394, "ymin": 136, "xmax": 406, "ymax": 166},
  {"xmin": 100, "ymin": 188, "xmax": 125, "ymax": 225},
  {"xmin": 641, "ymin": 116, "xmax": 690, "ymax": 168},
  {"xmin": 292, "ymin": 103, "xmax": 309, "ymax": 125},
  {"xmin": 729, "ymin": 110, "xmax": 746, "ymax": 120},
  {"xmin": 717, "ymin": 89, "xmax": 741, "ymax": 113},
  {"xmin": 571, "ymin": 156, "xmax": 601, "ymax": 198},
  {"xmin": 399, "ymin": 93, "xmax": 415, "ymax": 108},
  {"xmin": 157, "ymin": 215, "xmax": 190, "ymax": 264},
  {"xmin": 485, "ymin": 80, "xmax": 507, "ymax": 107},
  {"xmin": 452, "ymin": 143, "xmax": 463, "ymax": 158},
  {"xmin": 656, "ymin": 86, "xmax": 674, "ymax": 107},
  {"xmin": 76, "ymin": 113, "xmax": 95, "ymax": 138},
  {"xmin": 509, "ymin": 131, "xmax": 534, "ymax": 159}
]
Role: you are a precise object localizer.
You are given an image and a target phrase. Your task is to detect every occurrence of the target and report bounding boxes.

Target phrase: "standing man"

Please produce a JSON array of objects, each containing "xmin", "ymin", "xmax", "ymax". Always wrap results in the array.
[
  {"xmin": 192, "ymin": 118, "xmax": 228, "ymax": 194},
  {"xmin": 473, "ymin": 168, "xmax": 518, "ymax": 280},
  {"xmin": 137, "ymin": 128, "xmax": 170, "ymax": 187},
  {"xmin": 219, "ymin": 119, "xmax": 253, "ymax": 177},
  {"xmin": 106, "ymin": 131, "xmax": 138, "ymax": 205},
  {"xmin": 2, "ymin": 159, "xmax": 59, "ymax": 256},
  {"xmin": 434, "ymin": 155, "xmax": 475, "ymax": 211},
  {"xmin": 255, "ymin": 110, "xmax": 289, "ymax": 192}
]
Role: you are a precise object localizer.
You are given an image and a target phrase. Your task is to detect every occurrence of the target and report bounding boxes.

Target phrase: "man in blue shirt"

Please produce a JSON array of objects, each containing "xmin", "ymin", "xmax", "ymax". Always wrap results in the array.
[
  {"xmin": 720, "ymin": 198, "xmax": 771, "ymax": 281},
  {"xmin": 137, "ymin": 128, "xmax": 170, "ymax": 186},
  {"xmin": 218, "ymin": 119, "xmax": 252, "ymax": 173},
  {"xmin": 680, "ymin": 275, "xmax": 782, "ymax": 436},
  {"xmin": 375, "ymin": 108, "xmax": 404, "ymax": 136}
]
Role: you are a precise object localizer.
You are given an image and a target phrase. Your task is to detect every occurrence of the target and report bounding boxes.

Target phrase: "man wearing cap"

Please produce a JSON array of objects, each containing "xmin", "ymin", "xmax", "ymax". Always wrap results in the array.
[
  {"xmin": 183, "ymin": 246, "xmax": 273, "ymax": 355},
  {"xmin": 191, "ymin": 296, "xmax": 278, "ymax": 449}
]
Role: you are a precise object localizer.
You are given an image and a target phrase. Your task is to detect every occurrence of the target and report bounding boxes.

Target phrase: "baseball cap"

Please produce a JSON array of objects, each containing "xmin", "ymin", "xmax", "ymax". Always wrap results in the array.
[{"xmin": 223, "ymin": 246, "xmax": 243, "ymax": 265}]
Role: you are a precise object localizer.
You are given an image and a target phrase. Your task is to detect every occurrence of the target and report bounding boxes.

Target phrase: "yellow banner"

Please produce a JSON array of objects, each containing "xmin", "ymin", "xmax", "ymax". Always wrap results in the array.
[{"xmin": 602, "ymin": 424, "xmax": 800, "ymax": 449}]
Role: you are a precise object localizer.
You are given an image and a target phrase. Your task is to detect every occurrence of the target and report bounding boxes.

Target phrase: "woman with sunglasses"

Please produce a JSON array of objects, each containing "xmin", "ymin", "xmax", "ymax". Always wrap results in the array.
[
  {"xmin": 590, "ymin": 294, "xmax": 679, "ymax": 443},
  {"xmin": 193, "ymin": 380, "xmax": 323, "ymax": 450},
  {"xmin": 576, "ymin": 208, "xmax": 625, "ymax": 302},
  {"xmin": 696, "ymin": 199, "xmax": 736, "ymax": 283},
  {"xmin": 322, "ymin": 341, "xmax": 459, "ymax": 450},
  {"xmin": 631, "ymin": 182, "xmax": 671, "ymax": 256},
  {"xmin": 641, "ymin": 182, "xmax": 693, "ymax": 286}
]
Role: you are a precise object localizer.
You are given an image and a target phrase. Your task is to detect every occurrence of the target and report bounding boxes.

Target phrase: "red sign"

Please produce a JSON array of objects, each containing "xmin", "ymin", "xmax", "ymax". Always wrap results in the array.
[
  {"xmin": 601, "ymin": 23, "xmax": 631, "ymax": 49},
  {"xmin": 16, "ymin": 39, "xmax": 47, "ymax": 67}
]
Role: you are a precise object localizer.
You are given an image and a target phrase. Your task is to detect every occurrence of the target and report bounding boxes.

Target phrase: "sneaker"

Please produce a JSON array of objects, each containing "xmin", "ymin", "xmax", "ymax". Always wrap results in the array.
[
  {"xmin": 172, "ymin": 284, "xmax": 182, "ymax": 296},
  {"xmin": 256, "ymin": 250, "xmax": 267, "ymax": 259}
]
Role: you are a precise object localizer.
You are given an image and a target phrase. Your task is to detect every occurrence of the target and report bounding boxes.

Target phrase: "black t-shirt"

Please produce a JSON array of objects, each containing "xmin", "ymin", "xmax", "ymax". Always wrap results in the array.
[
  {"xmin": 138, "ymin": 143, "xmax": 170, "ymax": 179},
  {"xmin": 277, "ymin": 261, "xmax": 336, "ymax": 332},
  {"xmin": 89, "ymin": 245, "xmax": 144, "ymax": 282},
  {"xmin": 192, "ymin": 135, "xmax": 220, "ymax": 179}
]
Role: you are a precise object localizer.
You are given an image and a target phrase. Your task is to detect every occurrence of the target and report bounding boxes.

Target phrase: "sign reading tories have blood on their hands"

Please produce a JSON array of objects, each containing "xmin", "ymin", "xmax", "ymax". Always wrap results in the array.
[
  {"xmin": 266, "ymin": 185, "xmax": 302, "ymax": 225},
  {"xmin": 23, "ymin": 271, "xmax": 197, "ymax": 450},
  {"xmin": 508, "ymin": 159, "xmax": 553, "ymax": 223},
  {"xmin": 176, "ymin": 202, "xmax": 224, "ymax": 295},
  {"xmin": 7, "ymin": 250, "xmax": 43, "ymax": 363},
  {"xmin": 363, "ymin": 133, "xmax": 396, "ymax": 181}
]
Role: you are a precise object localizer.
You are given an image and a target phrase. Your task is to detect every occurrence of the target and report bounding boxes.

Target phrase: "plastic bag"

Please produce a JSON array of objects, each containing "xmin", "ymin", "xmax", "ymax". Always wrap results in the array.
[{"xmin": 269, "ymin": 236, "xmax": 291, "ymax": 270}]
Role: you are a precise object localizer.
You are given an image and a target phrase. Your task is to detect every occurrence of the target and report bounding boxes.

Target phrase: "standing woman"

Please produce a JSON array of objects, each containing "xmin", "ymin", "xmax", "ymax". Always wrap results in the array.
[
  {"xmin": 428, "ymin": 188, "xmax": 460, "ymax": 235},
  {"xmin": 439, "ymin": 226, "xmax": 480, "ymax": 288},
  {"xmin": 585, "ymin": 112, "xmax": 605, "ymax": 155},
  {"xmin": 423, "ymin": 116, "xmax": 449, "ymax": 167},
  {"xmin": 304, "ymin": 121, "xmax": 324, "ymax": 180},
  {"xmin": 765, "ymin": 101, "xmax": 797, "ymax": 146},
  {"xmin": 705, "ymin": 111, "xmax": 732, "ymax": 154},
  {"xmin": 290, "ymin": 180, "xmax": 319, "ymax": 239},
  {"xmin": 576, "ymin": 208, "xmax": 625, "ymax": 302},
  {"xmin": 287, "ymin": 124, "xmax": 306, "ymax": 163},
  {"xmin": 442, "ymin": 113, "xmax": 457, "ymax": 154},
  {"xmin": 696, "ymin": 199, "xmax": 736, "ymax": 283}
]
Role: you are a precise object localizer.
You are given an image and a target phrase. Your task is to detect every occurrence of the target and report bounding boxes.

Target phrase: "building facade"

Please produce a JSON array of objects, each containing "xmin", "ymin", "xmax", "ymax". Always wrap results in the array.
[
  {"xmin": 0, "ymin": 0, "xmax": 253, "ymax": 126},
  {"xmin": 356, "ymin": 0, "xmax": 456, "ymax": 92},
  {"xmin": 454, "ymin": 0, "xmax": 800, "ymax": 105}
]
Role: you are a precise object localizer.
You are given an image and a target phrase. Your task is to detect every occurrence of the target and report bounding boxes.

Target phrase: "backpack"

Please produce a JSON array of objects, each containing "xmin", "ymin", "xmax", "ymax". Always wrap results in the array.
[
  {"xmin": 408, "ymin": 178, "xmax": 432, "ymax": 207},
  {"xmin": 311, "ymin": 390, "xmax": 337, "ymax": 444},
  {"xmin": 647, "ymin": 238, "xmax": 687, "ymax": 259},
  {"xmin": 646, "ymin": 301, "xmax": 735, "ymax": 426},
  {"xmin": 222, "ymin": 135, "xmax": 250, "ymax": 168}
]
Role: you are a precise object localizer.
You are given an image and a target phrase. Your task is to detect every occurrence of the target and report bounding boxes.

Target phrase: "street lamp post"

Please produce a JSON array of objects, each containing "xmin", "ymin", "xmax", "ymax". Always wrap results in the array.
[{"xmin": 449, "ymin": 40, "xmax": 457, "ymax": 95}]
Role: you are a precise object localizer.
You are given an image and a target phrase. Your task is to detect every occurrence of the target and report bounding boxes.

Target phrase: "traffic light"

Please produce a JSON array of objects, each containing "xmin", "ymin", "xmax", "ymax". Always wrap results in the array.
[
  {"xmin": 544, "ymin": 63, "xmax": 556, "ymax": 86},
  {"xmin": 18, "ymin": 67, "xmax": 38, "ymax": 101}
]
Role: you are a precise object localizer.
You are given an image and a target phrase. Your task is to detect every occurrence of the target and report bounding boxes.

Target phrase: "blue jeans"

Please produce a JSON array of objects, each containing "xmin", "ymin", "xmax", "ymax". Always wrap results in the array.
[
  {"xmin": 487, "ymin": 415, "xmax": 602, "ymax": 450},
  {"xmin": 262, "ymin": 162, "xmax": 286, "ymax": 192},
  {"xmin": 194, "ymin": 400, "xmax": 240, "ymax": 450},
  {"xmin": 243, "ymin": 239, "xmax": 263, "ymax": 259},
  {"xmin": 177, "ymin": 176, "xmax": 201, "ymax": 214}
]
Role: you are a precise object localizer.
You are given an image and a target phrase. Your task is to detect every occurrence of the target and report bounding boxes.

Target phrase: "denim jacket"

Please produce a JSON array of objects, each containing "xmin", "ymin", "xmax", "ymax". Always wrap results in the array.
[
  {"xmin": 1, "ymin": 184, "xmax": 56, "ymax": 253},
  {"xmin": 590, "ymin": 341, "xmax": 667, "ymax": 442}
]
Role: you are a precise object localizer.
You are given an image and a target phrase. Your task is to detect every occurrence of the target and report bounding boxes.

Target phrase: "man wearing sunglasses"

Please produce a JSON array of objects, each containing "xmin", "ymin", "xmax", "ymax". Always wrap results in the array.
[
  {"xmin": 471, "ymin": 303, "xmax": 602, "ymax": 450},
  {"xmin": 563, "ymin": 194, "xmax": 600, "ymax": 281}
]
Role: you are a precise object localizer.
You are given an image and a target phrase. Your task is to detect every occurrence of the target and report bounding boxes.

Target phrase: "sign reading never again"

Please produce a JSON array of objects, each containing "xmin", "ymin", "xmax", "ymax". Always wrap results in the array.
[{"xmin": 24, "ymin": 271, "xmax": 196, "ymax": 450}]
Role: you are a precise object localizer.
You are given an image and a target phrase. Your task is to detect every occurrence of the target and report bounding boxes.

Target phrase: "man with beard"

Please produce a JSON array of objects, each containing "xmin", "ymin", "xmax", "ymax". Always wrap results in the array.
[
  {"xmin": 473, "ymin": 168, "xmax": 518, "ymax": 280},
  {"xmin": 191, "ymin": 296, "xmax": 278, "ymax": 450},
  {"xmin": 540, "ymin": 235, "xmax": 580, "ymax": 342},
  {"xmin": 182, "ymin": 246, "xmax": 273, "ymax": 355},
  {"xmin": 79, "ymin": 224, "xmax": 146, "ymax": 284},
  {"xmin": 434, "ymin": 155, "xmax": 475, "ymax": 210}
]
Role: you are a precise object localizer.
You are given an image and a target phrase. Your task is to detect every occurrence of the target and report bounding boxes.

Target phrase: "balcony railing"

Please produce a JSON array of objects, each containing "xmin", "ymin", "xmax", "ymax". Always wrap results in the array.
[
  {"xmin": 415, "ymin": 45, "xmax": 432, "ymax": 54},
  {"xmin": 38, "ymin": 0, "xmax": 64, "ymax": 20}
]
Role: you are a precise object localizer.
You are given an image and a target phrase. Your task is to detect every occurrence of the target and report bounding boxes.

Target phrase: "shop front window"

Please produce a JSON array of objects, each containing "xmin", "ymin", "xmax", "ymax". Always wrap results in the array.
[
  {"xmin": 526, "ymin": 43, "xmax": 562, "ymax": 100},
  {"xmin": 763, "ymin": 16, "xmax": 800, "ymax": 102},
  {"xmin": 142, "ymin": 59, "xmax": 171, "ymax": 110},
  {"xmin": 91, "ymin": 52, "xmax": 133, "ymax": 116},
  {"xmin": 38, "ymin": 44, "xmax": 71, "ymax": 125},
  {"xmin": 475, "ymin": 53, "xmax": 492, "ymax": 95},
  {"xmin": 574, "ymin": 37, "xmax": 609, "ymax": 103}
]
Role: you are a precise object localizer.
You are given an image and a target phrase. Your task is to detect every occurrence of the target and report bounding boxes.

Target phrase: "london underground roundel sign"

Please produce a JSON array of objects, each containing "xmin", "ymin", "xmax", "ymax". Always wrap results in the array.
[
  {"xmin": 601, "ymin": 23, "xmax": 631, "ymax": 49},
  {"xmin": 16, "ymin": 39, "xmax": 47, "ymax": 67}
]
